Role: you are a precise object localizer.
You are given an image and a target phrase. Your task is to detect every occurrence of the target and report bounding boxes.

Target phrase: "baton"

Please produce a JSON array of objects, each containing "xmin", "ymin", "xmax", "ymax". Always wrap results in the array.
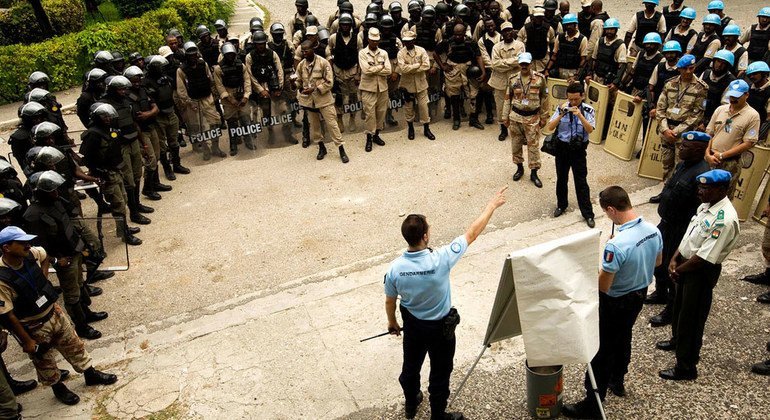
[{"xmin": 360, "ymin": 328, "xmax": 404, "ymax": 342}]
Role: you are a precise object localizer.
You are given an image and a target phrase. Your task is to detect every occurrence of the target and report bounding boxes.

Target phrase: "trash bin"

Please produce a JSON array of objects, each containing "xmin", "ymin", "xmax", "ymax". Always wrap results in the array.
[{"xmin": 525, "ymin": 361, "xmax": 563, "ymax": 419}]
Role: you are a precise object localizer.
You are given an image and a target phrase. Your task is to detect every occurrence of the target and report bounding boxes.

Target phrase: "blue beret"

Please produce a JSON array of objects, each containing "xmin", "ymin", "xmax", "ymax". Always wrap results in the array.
[
  {"xmin": 677, "ymin": 54, "xmax": 696, "ymax": 68},
  {"xmin": 682, "ymin": 131, "xmax": 711, "ymax": 142},
  {"xmin": 697, "ymin": 169, "xmax": 732, "ymax": 185}
]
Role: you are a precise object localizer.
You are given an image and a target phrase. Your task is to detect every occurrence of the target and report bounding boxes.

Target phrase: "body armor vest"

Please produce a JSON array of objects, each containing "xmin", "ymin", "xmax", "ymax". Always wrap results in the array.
[
  {"xmin": 250, "ymin": 51, "xmax": 277, "ymax": 84},
  {"xmin": 595, "ymin": 38, "xmax": 623, "ymax": 79},
  {"xmin": 670, "ymin": 28, "xmax": 697, "ymax": 54},
  {"xmin": 333, "ymin": 32, "xmax": 360, "ymax": 69},
  {"xmin": 654, "ymin": 62, "xmax": 679, "ymax": 96},
  {"xmin": 269, "ymin": 41, "xmax": 295, "ymax": 72},
  {"xmin": 447, "ymin": 38, "xmax": 474, "ymax": 63},
  {"xmin": 524, "ymin": 22, "xmax": 549, "ymax": 60},
  {"xmin": 749, "ymin": 83, "xmax": 770, "ymax": 123},
  {"xmin": 198, "ymin": 41, "xmax": 220, "ymax": 68},
  {"xmin": 691, "ymin": 32, "xmax": 718, "ymax": 59},
  {"xmin": 416, "ymin": 22, "xmax": 438, "ymax": 51},
  {"xmin": 662, "ymin": 6, "xmax": 681, "ymax": 36},
  {"xmin": 748, "ymin": 24, "xmax": 770, "ymax": 61},
  {"xmin": 555, "ymin": 33, "xmax": 583, "ymax": 70},
  {"xmin": 379, "ymin": 33, "xmax": 399, "ymax": 59},
  {"xmin": 0, "ymin": 255, "xmax": 59, "ymax": 320},
  {"xmin": 702, "ymin": 69, "xmax": 736, "ymax": 120},
  {"xmin": 635, "ymin": 11, "xmax": 663, "ymax": 47},
  {"xmin": 220, "ymin": 61, "xmax": 245, "ymax": 89},
  {"xmin": 578, "ymin": 11, "xmax": 593, "ymax": 37},
  {"xmin": 145, "ymin": 76, "xmax": 175, "ymax": 114},
  {"xmin": 181, "ymin": 62, "xmax": 212, "ymax": 99},
  {"xmin": 508, "ymin": 4, "xmax": 529, "ymax": 30},
  {"xmin": 105, "ymin": 95, "xmax": 138, "ymax": 140},
  {"xmin": 633, "ymin": 52, "xmax": 662, "ymax": 90},
  {"xmin": 730, "ymin": 46, "xmax": 746, "ymax": 76}
]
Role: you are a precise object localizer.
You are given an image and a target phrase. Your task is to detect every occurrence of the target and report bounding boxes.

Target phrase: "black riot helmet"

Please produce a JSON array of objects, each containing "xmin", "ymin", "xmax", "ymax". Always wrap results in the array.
[
  {"xmin": 364, "ymin": 13, "xmax": 378, "ymax": 27},
  {"xmin": 29, "ymin": 170, "xmax": 66, "ymax": 193},
  {"xmin": 18, "ymin": 102, "xmax": 46, "ymax": 120},
  {"xmin": 434, "ymin": 2, "xmax": 449, "ymax": 17},
  {"xmin": 221, "ymin": 42, "xmax": 237, "ymax": 56},
  {"xmin": 111, "ymin": 51, "xmax": 125, "ymax": 65},
  {"xmin": 454, "ymin": 4, "xmax": 470, "ymax": 18},
  {"xmin": 543, "ymin": 0, "xmax": 558, "ymax": 11},
  {"xmin": 106, "ymin": 75, "xmax": 132, "ymax": 92},
  {"xmin": 196, "ymin": 25, "xmax": 211, "ymax": 39},
  {"xmin": 339, "ymin": 13, "xmax": 354, "ymax": 26},
  {"xmin": 295, "ymin": 0, "xmax": 308, "ymax": 5},
  {"xmin": 390, "ymin": 1, "xmax": 403, "ymax": 12},
  {"xmin": 380, "ymin": 14, "xmax": 395, "ymax": 28},
  {"xmin": 422, "ymin": 5, "xmax": 436, "ymax": 19},
  {"xmin": 250, "ymin": 17, "xmax": 264, "ymax": 33},
  {"xmin": 407, "ymin": 0, "xmax": 421, "ymax": 13},
  {"xmin": 24, "ymin": 88, "xmax": 53, "ymax": 107},
  {"xmin": 214, "ymin": 19, "xmax": 227, "ymax": 30},
  {"xmin": 305, "ymin": 15, "xmax": 320, "ymax": 27},
  {"xmin": 270, "ymin": 22, "xmax": 285, "ymax": 35},
  {"xmin": 340, "ymin": 1, "xmax": 354, "ymax": 14},
  {"xmin": 466, "ymin": 65, "xmax": 482, "ymax": 79},
  {"xmin": 128, "ymin": 52, "xmax": 144, "ymax": 66},
  {"xmin": 89, "ymin": 102, "xmax": 118, "ymax": 127},
  {"xmin": 27, "ymin": 72, "xmax": 50, "ymax": 90},
  {"xmin": 366, "ymin": 3, "xmax": 382, "ymax": 16},
  {"xmin": 146, "ymin": 56, "xmax": 169, "ymax": 76},
  {"xmin": 0, "ymin": 198, "xmax": 21, "ymax": 218},
  {"xmin": 183, "ymin": 41, "xmax": 200, "ymax": 56},
  {"xmin": 252, "ymin": 30, "xmax": 268, "ymax": 44}
]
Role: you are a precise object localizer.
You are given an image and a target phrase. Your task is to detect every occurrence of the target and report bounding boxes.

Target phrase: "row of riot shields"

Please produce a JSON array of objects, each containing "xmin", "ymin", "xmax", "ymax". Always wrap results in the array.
[{"xmin": 546, "ymin": 77, "xmax": 770, "ymax": 223}]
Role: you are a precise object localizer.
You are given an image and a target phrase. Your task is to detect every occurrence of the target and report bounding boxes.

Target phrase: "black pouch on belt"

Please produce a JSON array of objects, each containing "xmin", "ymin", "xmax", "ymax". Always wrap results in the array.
[{"xmin": 442, "ymin": 307, "xmax": 461, "ymax": 340}]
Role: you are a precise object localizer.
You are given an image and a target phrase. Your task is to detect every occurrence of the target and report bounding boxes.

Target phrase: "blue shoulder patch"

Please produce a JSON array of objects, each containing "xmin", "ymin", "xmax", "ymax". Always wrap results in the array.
[{"xmin": 451, "ymin": 242, "xmax": 462, "ymax": 253}]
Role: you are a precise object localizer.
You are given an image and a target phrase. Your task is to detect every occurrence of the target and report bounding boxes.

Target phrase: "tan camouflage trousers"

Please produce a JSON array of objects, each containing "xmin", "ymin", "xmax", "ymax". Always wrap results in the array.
[
  {"xmin": 713, "ymin": 158, "xmax": 742, "ymax": 199},
  {"xmin": 26, "ymin": 304, "xmax": 92, "ymax": 386},
  {"xmin": 509, "ymin": 119, "xmax": 542, "ymax": 169}
]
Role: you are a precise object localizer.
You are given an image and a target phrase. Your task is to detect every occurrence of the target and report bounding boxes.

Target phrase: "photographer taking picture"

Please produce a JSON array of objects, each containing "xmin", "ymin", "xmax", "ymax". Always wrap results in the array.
[{"xmin": 545, "ymin": 82, "xmax": 596, "ymax": 228}]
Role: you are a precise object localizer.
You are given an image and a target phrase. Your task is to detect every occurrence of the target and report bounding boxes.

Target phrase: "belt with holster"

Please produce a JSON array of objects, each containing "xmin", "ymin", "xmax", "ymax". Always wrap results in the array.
[
  {"xmin": 513, "ymin": 107, "xmax": 539, "ymax": 117},
  {"xmin": 21, "ymin": 307, "xmax": 55, "ymax": 331}
]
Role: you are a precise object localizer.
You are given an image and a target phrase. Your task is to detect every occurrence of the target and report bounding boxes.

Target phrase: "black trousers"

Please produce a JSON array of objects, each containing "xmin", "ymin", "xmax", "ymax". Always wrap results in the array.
[
  {"xmin": 399, "ymin": 306, "xmax": 455, "ymax": 417},
  {"xmin": 555, "ymin": 144, "xmax": 594, "ymax": 219},
  {"xmin": 671, "ymin": 262, "xmax": 721, "ymax": 372},
  {"xmin": 653, "ymin": 220, "xmax": 689, "ymax": 309},
  {"xmin": 583, "ymin": 288, "xmax": 646, "ymax": 401}
]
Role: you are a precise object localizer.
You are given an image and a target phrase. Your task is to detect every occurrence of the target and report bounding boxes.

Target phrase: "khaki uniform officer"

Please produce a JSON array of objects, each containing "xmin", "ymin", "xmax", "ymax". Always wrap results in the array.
[
  {"xmin": 705, "ymin": 79, "xmax": 760, "ymax": 197},
  {"xmin": 501, "ymin": 53, "xmax": 549, "ymax": 188},
  {"xmin": 655, "ymin": 54, "xmax": 707, "ymax": 181},
  {"xmin": 213, "ymin": 43, "xmax": 254, "ymax": 155},
  {"xmin": 359, "ymin": 28, "xmax": 392, "ymax": 152},
  {"xmin": 490, "ymin": 22, "xmax": 526, "ymax": 141},
  {"xmin": 296, "ymin": 40, "xmax": 349, "ymax": 164},
  {"xmin": 327, "ymin": 13, "xmax": 363, "ymax": 133},
  {"xmin": 397, "ymin": 31, "xmax": 436, "ymax": 141}
]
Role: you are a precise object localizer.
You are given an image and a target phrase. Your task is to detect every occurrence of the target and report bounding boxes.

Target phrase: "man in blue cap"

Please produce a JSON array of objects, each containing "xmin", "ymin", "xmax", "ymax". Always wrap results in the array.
[
  {"xmin": 698, "ymin": 49, "xmax": 735, "ymax": 124},
  {"xmin": 652, "ymin": 53, "xmax": 707, "ymax": 201},
  {"xmin": 746, "ymin": 61, "xmax": 770, "ymax": 144},
  {"xmin": 646, "ymin": 131, "xmax": 710, "ymax": 327},
  {"xmin": 657, "ymin": 169, "xmax": 739, "ymax": 380},
  {"xmin": 0, "ymin": 226, "xmax": 117, "ymax": 404},
  {"xmin": 705, "ymin": 79, "xmax": 760, "ymax": 197}
]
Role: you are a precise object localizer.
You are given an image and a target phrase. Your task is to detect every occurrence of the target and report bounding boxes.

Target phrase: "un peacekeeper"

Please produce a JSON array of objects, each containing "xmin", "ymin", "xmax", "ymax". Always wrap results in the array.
[
  {"xmin": 289, "ymin": 0, "xmax": 314, "ymax": 35},
  {"xmin": 501, "ymin": 53, "xmax": 549, "ymax": 188},
  {"xmin": 76, "ymin": 69, "xmax": 108, "ymax": 127},
  {"xmin": 647, "ymin": 41, "xmax": 682, "ymax": 121},
  {"xmin": 0, "ymin": 226, "xmax": 117, "ymax": 404},
  {"xmin": 385, "ymin": 187, "xmax": 507, "ymax": 420},
  {"xmin": 624, "ymin": 0, "xmax": 666, "ymax": 57},
  {"xmin": 720, "ymin": 25, "xmax": 748, "ymax": 79},
  {"xmin": 563, "ymin": 186, "xmax": 662, "ymax": 418},
  {"xmin": 545, "ymin": 13, "xmax": 587, "ymax": 82},
  {"xmin": 490, "ymin": 22, "xmax": 525, "ymax": 141},
  {"xmin": 646, "ymin": 132, "xmax": 710, "ymax": 328},
  {"xmin": 144, "ymin": 56, "xmax": 191, "ymax": 181},
  {"xmin": 699, "ymin": 49, "xmax": 735, "ymax": 125},
  {"xmin": 691, "ymin": 14, "xmax": 722, "ymax": 75},
  {"xmin": 705, "ymin": 79, "xmax": 760, "ymax": 197},
  {"xmin": 665, "ymin": 7, "xmax": 697, "ymax": 54},
  {"xmin": 658, "ymin": 169, "xmax": 739, "ymax": 380},
  {"xmin": 124, "ymin": 66, "xmax": 172, "ymax": 201},
  {"xmin": 436, "ymin": 23, "xmax": 486, "ymax": 130},
  {"xmin": 8, "ymin": 102, "xmax": 46, "ymax": 168},
  {"xmin": 214, "ymin": 43, "xmax": 255, "ymax": 156},
  {"xmin": 741, "ymin": 8, "xmax": 770, "ymax": 65},
  {"xmin": 246, "ymin": 31, "xmax": 285, "ymax": 145},
  {"xmin": 621, "ymin": 33, "xmax": 662, "ymax": 140},
  {"xmin": 397, "ymin": 31, "xmax": 435, "ymax": 140},
  {"xmin": 101, "ymin": 76, "xmax": 155, "ymax": 224},
  {"xmin": 746, "ymin": 62, "xmax": 770, "ymax": 145},
  {"xmin": 517, "ymin": 7, "xmax": 556, "ymax": 73},
  {"xmin": 653, "ymin": 54, "xmax": 707, "ymax": 192},
  {"xmin": 706, "ymin": 0, "xmax": 738, "ymax": 40},
  {"xmin": 585, "ymin": 18, "xmax": 626, "ymax": 140},
  {"xmin": 177, "ymin": 42, "xmax": 228, "ymax": 160},
  {"xmin": 327, "ymin": 14, "xmax": 363, "ymax": 133},
  {"xmin": 379, "ymin": 15, "xmax": 404, "ymax": 127},
  {"xmin": 79, "ymin": 103, "xmax": 143, "ymax": 246},
  {"xmin": 269, "ymin": 23, "xmax": 303, "ymax": 139},
  {"xmin": 359, "ymin": 27, "xmax": 392, "ymax": 152},
  {"xmin": 294, "ymin": 40, "xmax": 349, "ymax": 163},
  {"xmin": 23, "ymin": 170, "xmax": 108, "ymax": 341}
]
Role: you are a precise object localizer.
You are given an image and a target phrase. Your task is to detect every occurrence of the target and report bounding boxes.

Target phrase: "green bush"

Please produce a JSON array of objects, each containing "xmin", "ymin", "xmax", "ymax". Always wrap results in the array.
[
  {"xmin": 0, "ymin": 0, "xmax": 85, "ymax": 46},
  {"xmin": 112, "ymin": 0, "xmax": 163, "ymax": 18},
  {"xmin": 163, "ymin": 0, "xmax": 235, "ymax": 36},
  {"xmin": 0, "ymin": 7, "xmax": 187, "ymax": 104}
]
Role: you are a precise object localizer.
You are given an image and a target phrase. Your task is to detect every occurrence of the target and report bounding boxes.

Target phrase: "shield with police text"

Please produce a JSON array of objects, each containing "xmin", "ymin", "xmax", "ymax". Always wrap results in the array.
[
  {"xmin": 604, "ymin": 92, "xmax": 645, "ymax": 161},
  {"xmin": 586, "ymin": 80, "xmax": 610, "ymax": 144},
  {"xmin": 637, "ymin": 119, "xmax": 664, "ymax": 181},
  {"xmin": 732, "ymin": 145, "xmax": 770, "ymax": 221}
]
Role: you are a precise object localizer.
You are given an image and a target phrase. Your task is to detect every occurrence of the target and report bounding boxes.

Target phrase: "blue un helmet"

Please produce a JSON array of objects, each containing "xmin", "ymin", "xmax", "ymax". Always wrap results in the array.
[
  {"xmin": 562, "ymin": 13, "xmax": 578, "ymax": 25},
  {"xmin": 722, "ymin": 24, "xmax": 740, "ymax": 37},
  {"xmin": 707, "ymin": 1, "xmax": 724, "ymax": 11},
  {"xmin": 643, "ymin": 32, "xmax": 662, "ymax": 45},
  {"xmin": 703, "ymin": 14, "xmax": 721, "ymax": 26},
  {"xmin": 642, "ymin": 0, "xmax": 659, "ymax": 5},
  {"xmin": 603, "ymin": 18, "xmax": 620, "ymax": 29},
  {"xmin": 713, "ymin": 49, "xmax": 735, "ymax": 66},
  {"xmin": 679, "ymin": 7, "xmax": 696, "ymax": 20},
  {"xmin": 747, "ymin": 61, "xmax": 770, "ymax": 76},
  {"xmin": 662, "ymin": 40, "xmax": 682, "ymax": 53},
  {"xmin": 759, "ymin": 7, "xmax": 770, "ymax": 18}
]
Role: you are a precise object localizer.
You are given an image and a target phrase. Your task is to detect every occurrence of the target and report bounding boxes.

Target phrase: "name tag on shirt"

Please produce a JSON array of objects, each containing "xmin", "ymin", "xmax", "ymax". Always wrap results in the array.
[
  {"xmin": 35, "ymin": 295, "xmax": 47, "ymax": 308},
  {"xmin": 521, "ymin": 99, "xmax": 530, "ymax": 106},
  {"xmin": 670, "ymin": 107, "xmax": 680, "ymax": 115}
]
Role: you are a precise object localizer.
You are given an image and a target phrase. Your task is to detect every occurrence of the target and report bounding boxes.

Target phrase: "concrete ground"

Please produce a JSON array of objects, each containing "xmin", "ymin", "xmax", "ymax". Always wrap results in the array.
[{"xmin": 0, "ymin": 0, "xmax": 767, "ymax": 418}]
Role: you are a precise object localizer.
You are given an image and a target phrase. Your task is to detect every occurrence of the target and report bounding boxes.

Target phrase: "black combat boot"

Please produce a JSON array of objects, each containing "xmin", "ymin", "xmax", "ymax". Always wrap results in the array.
[
  {"xmin": 141, "ymin": 171, "xmax": 161, "ymax": 201},
  {"xmin": 302, "ymin": 113, "xmax": 310, "ymax": 148},
  {"xmin": 84, "ymin": 367, "xmax": 117, "ymax": 386},
  {"xmin": 443, "ymin": 95, "xmax": 452, "ymax": 119},
  {"xmin": 170, "ymin": 146, "xmax": 190, "ymax": 174},
  {"xmin": 469, "ymin": 113, "xmax": 484, "ymax": 129},
  {"xmin": 52, "ymin": 382, "xmax": 79, "ymax": 405},
  {"xmin": 82, "ymin": 299, "xmax": 108, "ymax": 323},
  {"xmin": 512, "ymin": 164, "xmax": 524, "ymax": 181},
  {"xmin": 451, "ymin": 95, "xmax": 462, "ymax": 130},
  {"xmin": 134, "ymin": 188, "xmax": 154, "ymax": 214},
  {"xmin": 316, "ymin": 142, "xmax": 327, "ymax": 160},
  {"xmin": 530, "ymin": 169, "xmax": 543, "ymax": 188},
  {"xmin": 125, "ymin": 188, "xmax": 150, "ymax": 225},
  {"xmin": 0, "ymin": 357, "xmax": 36, "ymax": 396},
  {"xmin": 365, "ymin": 134, "xmax": 373, "ymax": 152},
  {"xmin": 339, "ymin": 145, "xmax": 349, "ymax": 163},
  {"xmin": 423, "ymin": 123, "xmax": 435, "ymax": 140},
  {"xmin": 153, "ymin": 170, "xmax": 171, "ymax": 192},
  {"xmin": 498, "ymin": 124, "xmax": 508, "ymax": 141},
  {"xmin": 228, "ymin": 119, "xmax": 239, "ymax": 155},
  {"xmin": 407, "ymin": 122, "xmax": 415, "ymax": 140},
  {"xmin": 373, "ymin": 130, "xmax": 385, "ymax": 146},
  {"xmin": 121, "ymin": 221, "xmax": 142, "ymax": 246},
  {"xmin": 386, "ymin": 108, "xmax": 398, "ymax": 126},
  {"xmin": 66, "ymin": 303, "xmax": 102, "ymax": 340},
  {"xmin": 159, "ymin": 152, "xmax": 176, "ymax": 181}
]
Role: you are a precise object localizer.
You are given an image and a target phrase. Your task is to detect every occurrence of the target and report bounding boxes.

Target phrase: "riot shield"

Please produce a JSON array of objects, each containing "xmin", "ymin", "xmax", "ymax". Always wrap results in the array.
[
  {"xmin": 546, "ymin": 78, "xmax": 570, "ymax": 119},
  {"xmin": 752, "ymin": 169, "xmax": 770, "ymax": 227},
  {"xmin": 586, "ymin": 80, "xmax": 610, "ymax": 144},
  {"xmin": 604, "ymin": 91, "xmax": 645, "ymax": 161},
  {"xmin": 637, "ymin": 119, "xmax": 664, "ymax": 180},
  {"xmin": 732, "ymin": 145, "xmax": 770, "ymax": 221}
]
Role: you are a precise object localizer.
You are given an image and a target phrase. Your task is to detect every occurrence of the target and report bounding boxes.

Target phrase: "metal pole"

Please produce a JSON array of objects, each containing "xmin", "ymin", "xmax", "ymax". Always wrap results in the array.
[
  {"xmin": 448, "ymin": 344, "xmax": 489, "ymax": 408},
  {"xmin": 586, "ymin": 363, "xmax": 607, "ymax": 420}
]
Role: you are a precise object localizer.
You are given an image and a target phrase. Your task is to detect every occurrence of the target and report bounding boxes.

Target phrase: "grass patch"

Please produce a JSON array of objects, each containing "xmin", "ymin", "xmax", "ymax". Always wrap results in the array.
[{"xmin": 85, "ymin": 0, "xmax": 121, "ymax": 26}]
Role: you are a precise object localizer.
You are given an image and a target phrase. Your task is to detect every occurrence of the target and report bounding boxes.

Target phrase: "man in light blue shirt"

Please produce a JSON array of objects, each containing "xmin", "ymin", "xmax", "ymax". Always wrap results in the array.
[
  {"xmin": 564, "ymin": 186, "xmax": 663, "ymax": 419},
  {"xmin": 544, "ymin": 82, "xmax": 597, "ymax": 227},
  {"xmin": 384, "ymin": 186, "xmax": 508, "ymax": 420}
]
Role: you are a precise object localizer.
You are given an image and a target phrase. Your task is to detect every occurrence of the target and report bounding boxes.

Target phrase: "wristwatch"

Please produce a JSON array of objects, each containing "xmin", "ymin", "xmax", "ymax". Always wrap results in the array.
[{"xmin": 719, "ymin": 152, "xmax": 724, "ymax": 160}]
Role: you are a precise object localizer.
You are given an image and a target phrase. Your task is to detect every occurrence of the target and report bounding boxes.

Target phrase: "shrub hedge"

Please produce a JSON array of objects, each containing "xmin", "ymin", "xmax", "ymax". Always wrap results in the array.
[
  {"xmin": 111, "ymin": 0, "xmax": 163, "ymax": 18},
  {"xmin": 0, "ymin": 0, "xmax": 236, "ymax": 105},
  {"xmin": 0, "ymin": 0, "xmax": 86, "ymax": 46}
]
